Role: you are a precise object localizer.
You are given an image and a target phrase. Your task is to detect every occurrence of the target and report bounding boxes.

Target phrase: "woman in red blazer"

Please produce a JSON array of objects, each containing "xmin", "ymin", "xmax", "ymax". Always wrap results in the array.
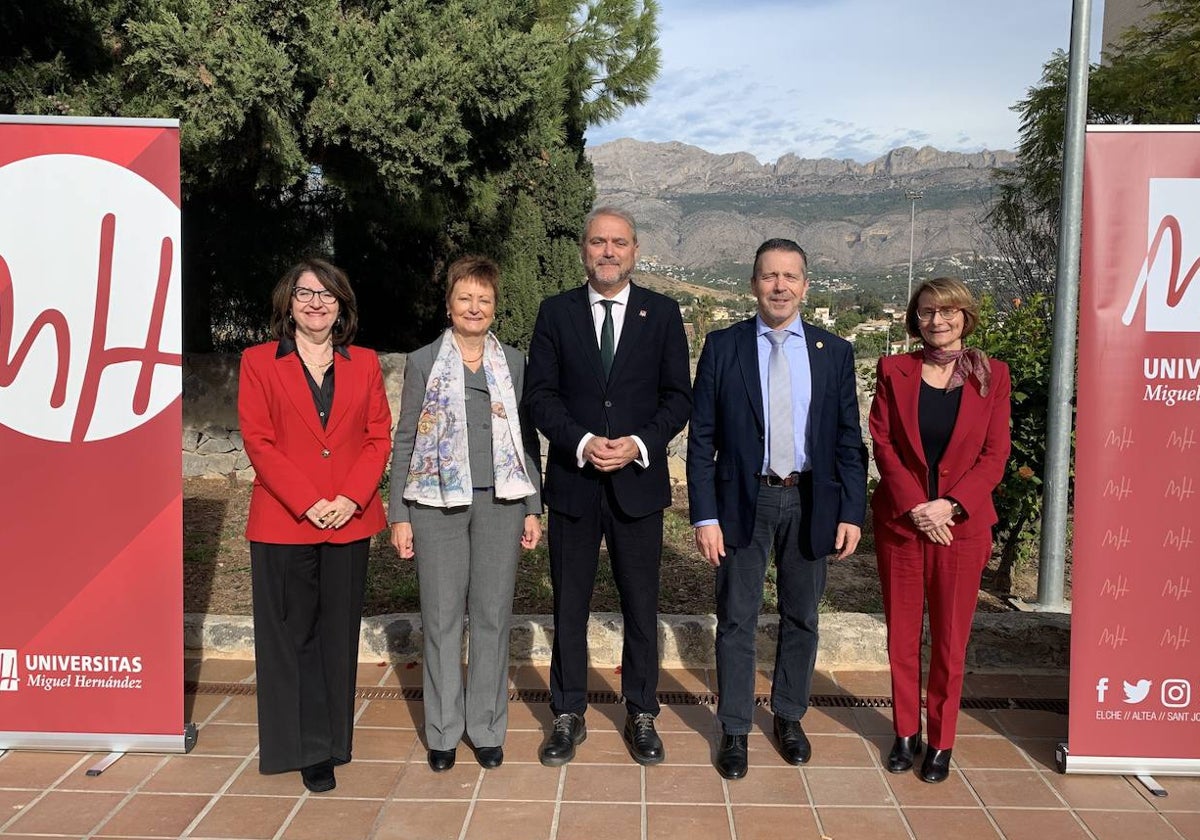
[
  {"xmin": 237, "ymin": 258, "xmax": 392, "ymax": 794},
  {"xmin": 869, "ymin": 277, "xmax": 1010, "ymax": 783}
]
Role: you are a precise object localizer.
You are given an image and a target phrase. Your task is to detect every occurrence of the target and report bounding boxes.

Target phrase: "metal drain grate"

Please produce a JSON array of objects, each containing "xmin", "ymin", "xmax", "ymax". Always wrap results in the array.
[{"xmin": 187, "ymin": 682, "xmax": 1068, "ymax": 714}]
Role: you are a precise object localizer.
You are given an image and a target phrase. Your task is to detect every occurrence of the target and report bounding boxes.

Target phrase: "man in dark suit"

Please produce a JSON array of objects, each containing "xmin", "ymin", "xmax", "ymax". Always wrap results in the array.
[
  {"xmin": 687, "ymin": 238, "xmax": 867, "ymax": 780},
  {"xmin": 523, "ymin": 207, "xmax": 692, "ymax": 766}
]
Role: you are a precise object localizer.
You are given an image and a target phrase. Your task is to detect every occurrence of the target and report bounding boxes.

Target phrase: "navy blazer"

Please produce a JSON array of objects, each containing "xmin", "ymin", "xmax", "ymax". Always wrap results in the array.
[
  {"xmin": 687, "ymin": 317, "xmax": 868, "ymax": 556},
  {"xmin": 523, "ymin": 282, "xmax": 692, "ymax": 519}
]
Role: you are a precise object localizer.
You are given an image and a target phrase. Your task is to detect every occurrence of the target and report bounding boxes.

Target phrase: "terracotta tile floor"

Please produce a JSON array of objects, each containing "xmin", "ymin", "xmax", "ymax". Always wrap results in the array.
[{"xmin": 1, "ymin": 661, "xmax": 1197, "ymax": 839}]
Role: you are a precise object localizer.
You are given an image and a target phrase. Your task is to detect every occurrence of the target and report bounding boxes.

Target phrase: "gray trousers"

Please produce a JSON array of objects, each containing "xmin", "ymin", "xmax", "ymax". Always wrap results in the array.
[{"xmin": 410, "ymin": 490, "xmax": 525, "ymax": 751}]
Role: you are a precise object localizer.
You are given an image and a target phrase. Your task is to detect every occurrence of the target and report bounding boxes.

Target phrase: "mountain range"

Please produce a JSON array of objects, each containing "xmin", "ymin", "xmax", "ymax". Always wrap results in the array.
[{"xmin": 587, "ymin": 139, "xmax": 1017, "ymax": 274}]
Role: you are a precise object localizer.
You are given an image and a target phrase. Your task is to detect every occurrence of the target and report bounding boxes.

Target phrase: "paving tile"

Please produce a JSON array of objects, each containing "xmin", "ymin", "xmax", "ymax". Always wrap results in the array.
[
  {"xmin": 228, "ymin": 764, "xmax": 310, "ymax": 796},
  {"xmin": 508, "ymin": 665, "xmax": 551, "ymax": 691},
  {"xmin": 189, "ymin": 794, "xmax": 298, "ymax": 838},
  {"xmin": 1133, "ymin": 774, "xmax": 1200, "ymax": 810},
  {"xmin": 658, "ymin": 668, "xmax": 713, "ymax": 695},
  {"xmin": 810, "ymin": 670, "xmax": 844, "ymax": 696},
  {"xmin": 989, "ymin": 709, "xmax": 1068, "ymax": 739},
  {"xmin": 731, "ymin": 805, "xmax": 822, "ymax": 840},
  {"xmin": 1162, "ymin": 812, "xmax": 1200, "ymax": 838},
  {"xmin": 463, "ymin": 799, "xmax": 555, "ymax": 840},
  {"xmin": 987, "ymin": 808, "xmax": 1093, "ymax": 840},
  {"xmin": 378, "ymin": 661, "xmax": 425, "ymax": 688},
  {"xmin": 498, "ymin": 728, "xmax": 550, "ymax": 763},
  {"xmin": 561, "ymin": 764, "xmax": 639, "ymax": 803},
  {"xmin": 658, "ymin": 730, "xmax": 716, "ymax": 765},
  {"xmin": 280, "ymin": 797, "xmax": 384, "ymax": 840},
  {"xmin": 1044, "ymin": 773, "xmax": 1152, "ymax": 811},
  {"xmin": 0, "ymin": 752, "xmax": 86, "ymax": 788},
  {"xmin": 1077, "ymin": 809, "xmax": 1187, "ymax": 840},
  {"xmin": 962, "ymin": 673, "xmax": 1026, "ymax": 697},
  {"xmin": 56, "ymin": 753, "xmax": 164, "ymax": 791},
  {"xmin": 725, "ymin": 766, "xmax": 807, "ymax": 805},
  {"xmin": 883, "ymin": 763, "xmax": 979, "ymax": 807},
  {"xmin": 355, "ymin": 661, "xmax": 391, "ymax": 687},
  {"xmin": 324, "ymin": 761, "xmax": 406, "ymax": 799},
  {"xmin": 960, "ymin": 769, "xmax": 1060, "ymax": 808},
  {"xmin": 503, "ymin": 700, "xmax": 554, "ymax": 731},
  {"xmin": 645, "ymin": 763, "xmax": 725, "ymax": 804},
  {"xmin": 816, "ymin": 805, "xmax": 911, "ymax": 840},
  {"xmin": 190, "ymin": 658, "xmax": 257, "ymax": 683},
  {"xmin": 585, "ymin": 667, "xmax": 623, "ymax": 692},
  {"xmin": 0, "ymin": 789, "xmax": 37, "ymax": 826},
  {"xmin": 745, "ymin": 732, "xmax": 794, "ymax": 768},
  {"xmin": 1019, "ymin": 674, "xmax": 1070, "ymax": 698},
  {"xmin": 373, "ymin": 801, "xmax": 469, "ymax": 840},
  {"xmin": 6, "ymin": 790, "xmax": 125, "ymax": 835},
  {"xmin": 475, "ymin": 762, "xmax": 561, "ymax": 801},
  {"xmin": 646, "ymin": 803, "xmax": 732, "ymax": 840},
  {"xmin": 853, "ymin": 706, "xmax": 898, "ymax": 736},
  {"xmin": 208, "ymin": 695, "xmax": 260, "ymax": 724},
  {"xmin": 349, "ymin": 728, "xmax": 419, "ymax": 761},
  {"xmin": 190, "ymin": 722, "xmax": 260, "ymax": 757},
  {"xmin": 805, "ymin": 767, "xmax": 893, "ymax": 807},
  {"xmin": 388, "ymin": 760, "xmax": 480, "ymax": 800},
  {"xmin": 185, "ymin": 692, "xmax": 231, "ymax": 724},
  {"xmin": 795, "ymin": 706, "xmax": 861, "ymax": 735},
  {"xmin": 950, "ymin": 735, "xmax": 1036, "ymax": 769},
  {"xmin": 955, "ymin": 709, "xmax": 1004, "ymax": 736},
  {"xmin": 95, "ymin": 792, "xmax": 211, "ymax": 837},
  {"xmin": 1010, "ymin": 738, "xmax": 1061, "ymax": 771},
  {"xmin": 355, "ymin": 699, "xmax": 422, "ymax": 729},
  {"xmin": 568, "ymin": 731, "xmax": 636, "ymax": 765},
  {"xmin": 140, "ymin": 755, "xmax": 243, "ymax": 794},
  {"xmin": 556, "ymin": 802, "xmax": 642, "ymax": 840},
  {"xmin": 654, "ymin": 703, "xmax": 717, "ymax": 734},
  {"xmin": 903, "ymin": 806, "xmax": 1003, "ymax": 839},
  {"xmin": 805, "ymin": 733, "xmax": 875, "ymax": 767},
  {"xmin": 829, "ymin": 670, "xmax": 894, "ymax": 697}
]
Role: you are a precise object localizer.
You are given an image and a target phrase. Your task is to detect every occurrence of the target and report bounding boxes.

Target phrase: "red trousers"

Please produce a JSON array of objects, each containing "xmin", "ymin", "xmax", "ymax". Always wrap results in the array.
[{"xmin": 875, "ymin": 527, "xmax": 991, "ymax": 749}]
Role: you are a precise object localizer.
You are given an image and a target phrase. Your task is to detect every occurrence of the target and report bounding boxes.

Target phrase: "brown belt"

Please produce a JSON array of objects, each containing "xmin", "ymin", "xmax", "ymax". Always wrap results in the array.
[{"xmin": 757, "ymin": 472, "xmax": 808, "ymax": 487}]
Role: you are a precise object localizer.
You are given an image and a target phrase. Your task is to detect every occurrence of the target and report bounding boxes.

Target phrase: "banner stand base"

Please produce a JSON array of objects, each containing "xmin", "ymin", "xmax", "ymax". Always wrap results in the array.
[
  {"xmin": 0, "ymin": 723, "xmax": 197, "ymax": 755},
  {"xmin": 1057, "ymin": 743, "xmax": 1200, "ymax": 776}
]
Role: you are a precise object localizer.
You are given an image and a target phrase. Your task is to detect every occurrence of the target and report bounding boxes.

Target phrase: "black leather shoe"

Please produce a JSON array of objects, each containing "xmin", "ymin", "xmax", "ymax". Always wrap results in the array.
[
  {"xmin": 772, "ymin": 715, "xmax": 811, "ymax": 765},
  {"xmin": 715, "ymin": 733, "xmax": 748, "ymax": 780},
  {"xmin": 886, "ymin": 734, "xmax": 922, "ymax": 773},
  {"xmin": 920, "ymin": 747, "xmax": 952, "ymax": 783},
  {"xmin": 427, "ymin": 748, "xmax": 457, "ymax": 772},
  {"xmin": 474, "ymin": 745, "xmax": 504, "ymax": 769},
  {"xmin": 300, "ymin": 760, "xmax": 336, "ymax": 793},
  {"xmin": 623, "ymin": 713, "xmax": 665, "ymax": 765},
  {"xmin": 540, "ymin": 713, "xmax": 586, "ymax": 766}
]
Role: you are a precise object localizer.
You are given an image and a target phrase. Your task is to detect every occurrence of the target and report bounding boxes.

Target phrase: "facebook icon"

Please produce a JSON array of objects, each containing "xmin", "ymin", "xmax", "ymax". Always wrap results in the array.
[{"xmin": 1095, "ymin": 677, "xmax": 1109, "ymax": 703}]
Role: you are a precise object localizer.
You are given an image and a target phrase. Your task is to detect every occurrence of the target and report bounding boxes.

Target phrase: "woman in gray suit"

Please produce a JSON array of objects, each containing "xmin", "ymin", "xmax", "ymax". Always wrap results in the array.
[{"xmin": 389, "ymin": 255, "xmax": 542, "ymax": 771}]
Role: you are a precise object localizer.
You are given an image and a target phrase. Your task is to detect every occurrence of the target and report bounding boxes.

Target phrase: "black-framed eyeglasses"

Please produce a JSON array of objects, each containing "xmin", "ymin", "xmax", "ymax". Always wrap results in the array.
[
  {"xmin": 916, "ymin": 306, "xmax": 961, "ymax": 322},
  {"xmin": 293, "ymin": 286, "xmax": 338, "ymax": 304}
]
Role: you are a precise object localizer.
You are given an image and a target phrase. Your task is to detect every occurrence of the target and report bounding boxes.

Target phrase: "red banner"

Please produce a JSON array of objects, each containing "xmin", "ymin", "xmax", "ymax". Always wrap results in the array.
[
  {"xmin": 1067, "ymin": 127, "xmax": 1200, "ymax": 774},
  {"xmin": 0, "ymin": 117, "xmax": 187, "ymax": 751}
]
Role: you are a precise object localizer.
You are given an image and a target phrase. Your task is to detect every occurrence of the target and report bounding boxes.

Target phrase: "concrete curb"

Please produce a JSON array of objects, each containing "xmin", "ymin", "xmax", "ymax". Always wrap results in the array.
[{"xmin": 185, "ymin": 611, "xmax": 1070, "ymax": 673}]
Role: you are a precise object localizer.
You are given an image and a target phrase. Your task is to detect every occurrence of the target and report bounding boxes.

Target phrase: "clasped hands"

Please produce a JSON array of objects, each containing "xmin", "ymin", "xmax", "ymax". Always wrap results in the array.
[
  {"xmin": 305, "ymin": 494, "xmax": 357, "ymax": 530},
  {"xmin": 908, "ymin": 498, "xmax": 957, "ymax": 545},
  {"xmin": 583, "ymin": 435, "xmax": 639, "ymax": 472}
]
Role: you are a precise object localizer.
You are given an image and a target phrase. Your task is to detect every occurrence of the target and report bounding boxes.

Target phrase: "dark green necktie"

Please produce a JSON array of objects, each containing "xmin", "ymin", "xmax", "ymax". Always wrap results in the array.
[{"xmin": 599, "ymin": 299, "xmax": 615, "ymax": 377}]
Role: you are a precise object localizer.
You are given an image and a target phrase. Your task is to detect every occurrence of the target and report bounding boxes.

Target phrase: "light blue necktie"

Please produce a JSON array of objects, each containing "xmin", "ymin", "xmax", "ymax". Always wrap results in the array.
[{"xmin": 767, "ymin": 330, "xmax": 794, "ymax": 477}]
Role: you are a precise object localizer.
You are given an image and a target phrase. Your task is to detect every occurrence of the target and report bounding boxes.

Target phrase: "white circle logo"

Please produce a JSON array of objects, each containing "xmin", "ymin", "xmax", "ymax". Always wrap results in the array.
[{"xmin": 0, "ymin": 154, "xmax": 181, "ymax": 442}]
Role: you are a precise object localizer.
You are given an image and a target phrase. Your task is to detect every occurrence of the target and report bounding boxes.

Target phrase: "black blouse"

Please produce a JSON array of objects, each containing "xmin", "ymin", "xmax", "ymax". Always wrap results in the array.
[
  {"xmin": 918, "ymin": 379, "xmax": 962, "ymax": 499},
  {"xmin": 276, "ymin": 338, "xmax": 350, "ymax": 428}
]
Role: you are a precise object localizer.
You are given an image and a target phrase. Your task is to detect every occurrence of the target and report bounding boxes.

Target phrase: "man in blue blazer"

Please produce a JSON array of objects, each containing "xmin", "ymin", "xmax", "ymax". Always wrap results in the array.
[
  {"xmin": 524, "ymin": 207, "xmax": 692, "ymax": 767},
  {"xmin": 687, "ymin": 238, "xmax": 867, "ymax": 780}
]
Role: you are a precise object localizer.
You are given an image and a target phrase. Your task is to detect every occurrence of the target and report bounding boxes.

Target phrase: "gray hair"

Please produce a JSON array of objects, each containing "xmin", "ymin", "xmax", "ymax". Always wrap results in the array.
[{"xmin": 581, "ymin": 206, "xmax": 638, "ymax": 245}]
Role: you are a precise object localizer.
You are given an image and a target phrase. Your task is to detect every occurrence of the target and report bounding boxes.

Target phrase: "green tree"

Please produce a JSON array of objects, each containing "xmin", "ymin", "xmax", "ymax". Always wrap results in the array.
[
  {"xmin": 986, "ymin": 0, "xmax": 1200, "ymax": 305},
  {"xmin": 0, "ymin": 0, "xmax": 661, "ymax": 352}
]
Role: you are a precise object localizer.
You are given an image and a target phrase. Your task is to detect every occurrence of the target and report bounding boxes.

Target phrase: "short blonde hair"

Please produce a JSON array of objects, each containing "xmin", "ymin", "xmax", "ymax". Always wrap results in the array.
[{"xmin": 904, "ymin": 277, "xmax": 980, "ymax": 339}]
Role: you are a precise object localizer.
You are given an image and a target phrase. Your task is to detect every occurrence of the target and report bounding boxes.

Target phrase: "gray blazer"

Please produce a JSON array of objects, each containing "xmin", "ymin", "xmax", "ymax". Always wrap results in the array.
[{"xmin": 389, "ymin": 334, "xmax": 543, "ymax": 523}]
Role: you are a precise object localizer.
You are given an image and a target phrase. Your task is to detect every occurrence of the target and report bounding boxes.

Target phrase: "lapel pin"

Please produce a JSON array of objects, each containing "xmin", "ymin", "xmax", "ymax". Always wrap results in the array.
[
  {"xmin": 639, "ymin": 309, "xmax": 647, "ymax": 318},
  {"xmin": 816, "ymin": 341, "xmax": 824, "ymax": 349}
]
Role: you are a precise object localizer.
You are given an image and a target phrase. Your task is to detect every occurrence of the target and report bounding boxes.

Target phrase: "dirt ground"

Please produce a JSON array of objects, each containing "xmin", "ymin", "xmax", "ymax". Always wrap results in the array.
[{"xmin": 184, "ymin": 477, "xmax": 1041, "ymax": 617}]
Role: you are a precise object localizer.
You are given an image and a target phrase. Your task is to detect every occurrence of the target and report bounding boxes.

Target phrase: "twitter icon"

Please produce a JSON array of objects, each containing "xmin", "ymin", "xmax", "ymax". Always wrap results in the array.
[{"xmin": 1123, "ymin": 679, "xmax": 1152, "ymax": 704}]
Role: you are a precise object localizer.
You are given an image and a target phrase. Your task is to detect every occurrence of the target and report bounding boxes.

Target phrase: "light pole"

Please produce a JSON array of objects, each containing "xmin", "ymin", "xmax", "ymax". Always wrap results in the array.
[{"xmin": 903, "ymin": 189, "xmax": 923, "ymax": 350}]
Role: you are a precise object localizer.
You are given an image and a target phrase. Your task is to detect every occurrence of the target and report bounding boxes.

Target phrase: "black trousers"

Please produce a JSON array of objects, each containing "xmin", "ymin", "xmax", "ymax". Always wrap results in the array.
[
  {"xmin": 714, "ymin": 477, "xmax": 825, "ymax": 734},
  {"xmin": 548, "ymin": 479, "xmax": 663, "ymax": 717},
  {"xmin": 250, "ymin": 539, "xmax": 369, "ymax": 773}
]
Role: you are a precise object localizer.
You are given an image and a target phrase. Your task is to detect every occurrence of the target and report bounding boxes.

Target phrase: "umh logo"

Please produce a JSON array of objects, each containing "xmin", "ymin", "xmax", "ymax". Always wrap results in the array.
[
  {"xmin": 0, "ymin": 649, "xmax": 18, "ymax": 691},
  {"xmin": 1122, "ymin": 178, "xmax": 1200, "ymax": 333}
]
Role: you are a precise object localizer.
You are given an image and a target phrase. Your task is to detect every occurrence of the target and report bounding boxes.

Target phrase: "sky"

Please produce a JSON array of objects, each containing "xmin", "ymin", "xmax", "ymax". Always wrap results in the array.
[{"xmin": 585, "ymin": 0, "xmax": 1107, "ymax": 164}]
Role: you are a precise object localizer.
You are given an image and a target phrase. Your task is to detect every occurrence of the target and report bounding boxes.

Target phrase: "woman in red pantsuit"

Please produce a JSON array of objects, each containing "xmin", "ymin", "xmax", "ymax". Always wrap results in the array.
[
  {"xmin": 869, "ymin": 277, "xmax": 1010, "ymax": 783},
  {"xmin": 238, "ymin": 258, "xmax": 392, "ymax": 794}
]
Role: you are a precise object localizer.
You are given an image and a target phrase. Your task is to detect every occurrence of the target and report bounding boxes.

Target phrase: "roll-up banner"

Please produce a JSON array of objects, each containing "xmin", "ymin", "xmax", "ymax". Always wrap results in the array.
[
  {"xmin": 1064, "ymin": 126, "xmax": 1200, "ymax": 775},
  {"xmin": 0, "ymin": 116, "xmax": 191, "ymax": 752}
]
